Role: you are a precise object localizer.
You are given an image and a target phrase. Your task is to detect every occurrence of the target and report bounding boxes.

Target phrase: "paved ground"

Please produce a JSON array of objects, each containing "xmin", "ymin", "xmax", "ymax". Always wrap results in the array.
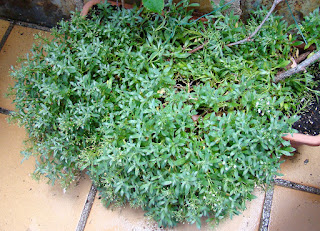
[{"xmin": 0, "ymin": 18, "xmax": 320, "ymax": 231}]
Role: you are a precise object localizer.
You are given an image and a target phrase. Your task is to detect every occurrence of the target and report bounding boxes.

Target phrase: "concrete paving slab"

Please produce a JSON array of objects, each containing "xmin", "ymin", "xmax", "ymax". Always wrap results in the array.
[
  {"xmin": 212, "ymin": 188, "xmax": 265, "ymax": 231},
  {"xmin": 85, "ymin": 196, "xmax": 167, "ymax": 231},
  {"xmin": 269, "ymin": 186, "xmax": 320, "ymax": 231},
  {"xmin": 0, "ymin": 25, "xmax": 51, "ymax": 111},
  {"xmin": 85, "ymin": 187, "xmax": 264, "ymax": 231},
  {"xmin": 0, "ymin": 114, "xmax": 92, "ymax": 231},
  {"xmin": 0, "ymin": 19, "xmax": 10, "ymax": 41},
  {"xmin": 278, "ymin": 145, "xmax": 320, "ymax": 188}
]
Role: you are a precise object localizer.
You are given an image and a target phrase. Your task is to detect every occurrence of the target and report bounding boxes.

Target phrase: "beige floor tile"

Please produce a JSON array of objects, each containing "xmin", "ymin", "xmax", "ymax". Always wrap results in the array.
[
  {"xmin": 85, "ymin": 197, "xmax": 165, "ymax": 231},
  {"xmin": 0, "ymin": 20, "xmax": 10, "ymax": 40},
  {"xmin": 86, "ymin": 197, "xmax": 210, "ymax": 231},
  {"xmin": 85, "ymin": 187, "xmax": 264, "ymax": 231},
  {"xmin": 0, "ymin": 25, "xmax": 51, "ymax": 111},
  {"xmin": 212, "ymin": 187, "xmax": 265, "ymax": 231},
  {"xmin": 269, "ymin": 186, "xmax": 320, "ymax": 231},
  {"xmin": 278, "ymin": 145, "xmax": 320, "ymax": 188},
  {"xmin": 87, "ymin": 195, "xmax": 210, "ymax": 231},
  {"xmin": 0, "ymin": 114, "xmax": 92, "ymax": 231},
  {"xmin": 172, "ymin": 218, "xmax": 210, "ymax": 231},
  {"xmin": 86, "ymin": 198, "xmax": 212, "ymax": 231}
]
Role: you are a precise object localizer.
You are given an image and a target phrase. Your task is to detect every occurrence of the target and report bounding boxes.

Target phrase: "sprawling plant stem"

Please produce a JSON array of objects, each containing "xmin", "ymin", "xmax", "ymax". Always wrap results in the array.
[
  {"xmin": 189, "ymin": 0, "xmax": 284, "ymax": 53},
  {"xmin": 275, "ymin": 50, "xmax": 320, "ymax": 82},
  {"xmin": 227, "ymin": 0, "xmax": 284, "ymax": 47}
]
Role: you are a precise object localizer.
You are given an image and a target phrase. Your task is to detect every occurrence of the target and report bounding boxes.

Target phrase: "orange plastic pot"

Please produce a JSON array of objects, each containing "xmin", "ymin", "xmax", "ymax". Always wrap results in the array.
[
  {"xmin": 81, "ymin": 0, "xmax": 208, "ymax": 22},
  {"xmin": 81, "ymin": 0, "xmax": 134, "ymax": 17}
]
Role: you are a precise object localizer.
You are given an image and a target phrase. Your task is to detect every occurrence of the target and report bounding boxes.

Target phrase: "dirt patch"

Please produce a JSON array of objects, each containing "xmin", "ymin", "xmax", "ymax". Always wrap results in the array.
[
  {"xmin": 293, "ymin": 62, "xmax": 320, "ymax": 135},
  {"xmin": 293, "ymin": 102, "xmax": 320, "ymax": 135}
]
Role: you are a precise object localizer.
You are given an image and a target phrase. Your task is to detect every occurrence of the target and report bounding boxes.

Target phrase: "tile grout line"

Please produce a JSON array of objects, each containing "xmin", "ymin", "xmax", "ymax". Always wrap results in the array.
[
  {"xmin": 0, "ymin": 16, "xmax": 52, "ymax": 32},
  {"xmin": 0, "ymin": 19, "xmax": 15, "ymax": 116},
  {"xmin": 259, "ymin": 185, "xmax": 274, "ymax": 231},
  {"xmin": 0, "ymin": 20, "xmax": 15, "ymax": 52},
  {"xmin": 0, "ymin": 107, "xmax": 13, "ymax": 115},
  {"xmin": 258, "ymin": 178, "xmax": 320, "ymax": 231},
  {"xmin": 274, "ymin": 178, "xmax": 320, "ymax": 195},
  {"xmin": 14, "ymin": 21, "xmax": 52, "ymax": 32},
  {"xmin": 76, "ymin": 183, "xmax": 97, "ymax": 231}
]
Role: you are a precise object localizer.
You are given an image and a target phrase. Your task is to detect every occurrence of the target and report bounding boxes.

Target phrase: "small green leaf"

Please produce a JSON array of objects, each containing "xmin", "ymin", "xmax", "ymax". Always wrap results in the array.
[
  {"xmin": 292, "ymin": 40, "xmax": 303, "ymax": 46},
  {"xmin": 174, "ymin": 157, "xmax": 186, "ymax": 166},
  {"xmin": 274, "ymin": 60, "xmax": 290, "ymax": 69},
  {"xmin": 162, "ymin": 181, "xmax": 172, "ymax": 186},
  {"xmin": 143, "ymin": 0, "xmax": 164, "ymax": 13},
  {"xmin": 173, "ymin": 53, "xmax": 191, "ymax": 59}
]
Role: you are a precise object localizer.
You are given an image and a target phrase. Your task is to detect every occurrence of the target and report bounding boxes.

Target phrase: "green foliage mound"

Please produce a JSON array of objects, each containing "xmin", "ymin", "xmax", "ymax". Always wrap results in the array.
[
  {"xmin": 10, "ymin": 1, "xmax": 318, "ymax": 228},
  {"xmin": 300, "ymin": 7, "xmax": 320, "ymax": 50}
]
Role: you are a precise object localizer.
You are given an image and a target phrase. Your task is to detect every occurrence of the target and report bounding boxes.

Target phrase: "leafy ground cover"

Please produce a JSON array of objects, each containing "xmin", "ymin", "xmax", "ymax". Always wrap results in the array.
[{"xmin": 9, "ymin": 1, "xmax": 320, "ymax": 228}]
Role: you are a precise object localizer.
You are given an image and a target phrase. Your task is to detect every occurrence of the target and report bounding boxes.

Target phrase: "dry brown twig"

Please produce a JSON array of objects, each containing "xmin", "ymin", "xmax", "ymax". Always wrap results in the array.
[
  {"xmin": 295, "ymin": 51, "xmax": 312, "ymax": 64},
  {"xmin": 274, "ymin": 50, "xmax": 320, "ymax": 83},
  {"xmin": 285, "ymin": 51, "xmax": 312, "ymax": 70},
  {"xmin": 188, "ymin": 0, "xmax": 284, "ymax": 54},
  {"xmin": 188, "ymin": 41, "xmax": 208, "ymax": 54},
  {"xmin": 227, "ymin": 0, "xmax": 284, "ymax": 47}
]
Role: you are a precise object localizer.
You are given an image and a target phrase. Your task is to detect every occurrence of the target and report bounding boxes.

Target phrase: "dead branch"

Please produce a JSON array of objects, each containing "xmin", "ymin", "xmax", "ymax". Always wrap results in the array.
[
  {"xmin": 274, "ymin": 50, "xmax": 320, "ymax": 83},
  {"xmin": 227, "ymin": 0, "xmax": 284, "ymax": 47},
  {"xmin": 188, "ymin": 41, "xmax": 208, "ymax": 54},
  {"xmin": 295, "ymin": 51, "xmax": 312, "ymax": 64},
  {"xmin": 285, "ymin": 51, "xmax": 311, "ymax": 69},
  {"xmin": 188, "ymin": 0, "xmax": 283, "ymax": 54}
]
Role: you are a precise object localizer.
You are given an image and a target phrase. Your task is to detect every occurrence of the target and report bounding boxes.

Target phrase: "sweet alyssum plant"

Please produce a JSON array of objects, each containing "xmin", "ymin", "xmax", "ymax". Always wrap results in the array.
[{"xmin": 9, "ymin": 1, "xmax": 318, "ymax": 228}]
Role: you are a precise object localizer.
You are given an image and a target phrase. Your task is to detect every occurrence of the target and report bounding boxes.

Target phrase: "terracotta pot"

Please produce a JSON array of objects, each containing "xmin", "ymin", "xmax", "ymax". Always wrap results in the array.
[
  {"xmin": 81, "ymin": 0, "xmax": 134, "ymax": 17},
  {"xmin": 81, "ymin": 0, "xmax": 208, "ymax": 22}
]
